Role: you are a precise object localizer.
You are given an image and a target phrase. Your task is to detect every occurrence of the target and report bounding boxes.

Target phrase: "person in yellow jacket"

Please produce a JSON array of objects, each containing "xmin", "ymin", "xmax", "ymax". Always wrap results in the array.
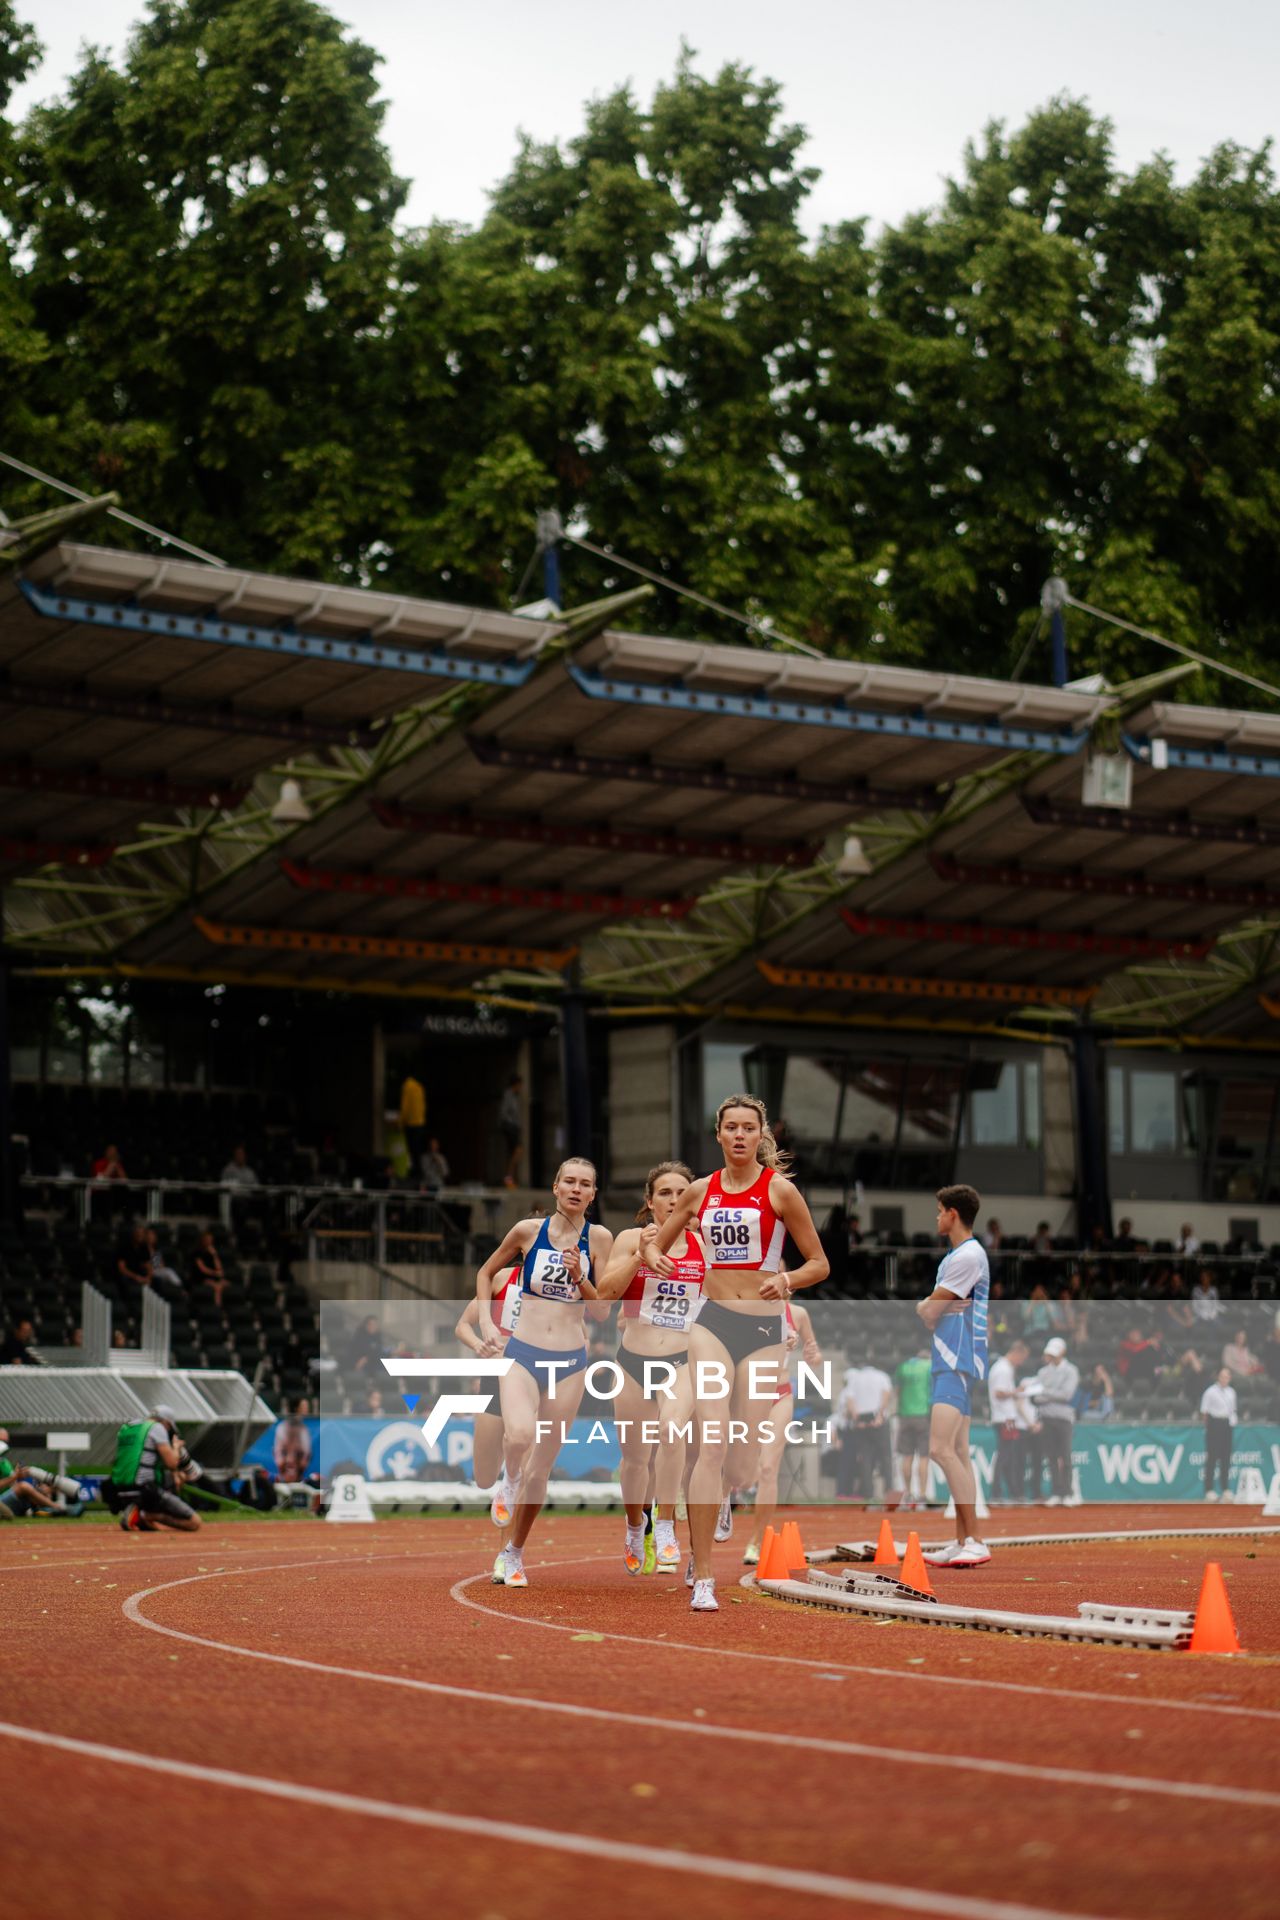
[{"xmin": 399, "ymin": 1072, "xmax": 427, "ymax": 1180}]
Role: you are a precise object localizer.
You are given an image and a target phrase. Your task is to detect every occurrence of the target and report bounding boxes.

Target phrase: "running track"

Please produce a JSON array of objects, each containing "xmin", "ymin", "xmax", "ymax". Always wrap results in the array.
[{"xmin": 3, "ymin": 1504, "xmax": 1279, "ymax": 1920}]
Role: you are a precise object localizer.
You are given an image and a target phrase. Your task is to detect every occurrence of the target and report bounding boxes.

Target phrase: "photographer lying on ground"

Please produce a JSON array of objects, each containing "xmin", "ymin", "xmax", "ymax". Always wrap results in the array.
[{"xmin": 0, "ymin": 1428, "xmax": 77, "ymax": 1518}]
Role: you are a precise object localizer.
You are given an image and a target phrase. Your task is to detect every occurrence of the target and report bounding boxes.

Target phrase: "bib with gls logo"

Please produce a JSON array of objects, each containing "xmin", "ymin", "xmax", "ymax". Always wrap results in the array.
[
  {"xmin": 524, "ymin": 1247, "xmax": 579, "ymax": 1300},
  {"xmin": 702, "ymin": 1205, "xmax": 763, "ymax": 1266},
  {"xmin": 638, "ymin": 1270, "xmax": 705, "ymax": 1331}
]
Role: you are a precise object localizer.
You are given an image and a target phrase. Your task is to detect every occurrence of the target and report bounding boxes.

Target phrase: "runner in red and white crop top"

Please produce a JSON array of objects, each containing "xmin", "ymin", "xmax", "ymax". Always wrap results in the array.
[
  {"xmin": 650, "ymin": 1096, "xmax": 829, "ymax": 1612},
  {"xmin": 697, "ymin": 1164, "xmax": 786, "ymax": 1275},
  {"xmin": 599, "ymin": 1162, "xmax": 711, "ymax": 1576}
]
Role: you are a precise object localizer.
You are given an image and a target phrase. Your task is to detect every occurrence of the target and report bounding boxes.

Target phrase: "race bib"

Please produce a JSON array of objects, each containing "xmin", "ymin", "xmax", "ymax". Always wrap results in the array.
[
  {"xmin": 496, "ymin": 1284, "xmax": 523, "ymax": 1335},
  {"xmin": 638, "ymin": 1272, "xmax": 705, "ymax": 1331},
  {"xmin": 703, "ymin": 1205, "xmax": 762, "ymax": 1266},
  {"xmin": 525, "ymin": 1247, "xmax": 580, "ymax": 1300}
]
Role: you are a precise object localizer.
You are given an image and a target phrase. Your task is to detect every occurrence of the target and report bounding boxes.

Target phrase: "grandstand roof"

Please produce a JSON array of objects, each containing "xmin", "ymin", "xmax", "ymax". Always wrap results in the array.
[{"xmin": 5, "ymin": 536, "xmax": 1280, "ymax": 1038}]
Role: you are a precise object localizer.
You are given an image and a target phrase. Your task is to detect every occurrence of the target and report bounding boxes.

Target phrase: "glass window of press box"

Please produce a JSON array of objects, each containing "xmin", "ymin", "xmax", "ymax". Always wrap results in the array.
[
  {"xmin": 1106, "ymin": 1059, "xmax": 1280, "ymax": 1204},
  {"xmin": 696, "ymin": 1038, "xmax": 1043, "ymax": 1192}
]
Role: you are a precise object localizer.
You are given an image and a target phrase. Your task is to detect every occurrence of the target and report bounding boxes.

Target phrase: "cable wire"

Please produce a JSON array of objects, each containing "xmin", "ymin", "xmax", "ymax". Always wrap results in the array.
[
  {"xmin": 561, "ymin": 529, "xmax": 825, "ymax": 660},
  {"xmin": 0, "ymin": 450, "xmax": 227, "ymax": 567},
  {"xmin": 1064, "ymin": 591, "xmax": 1280, "ymax": 707}
]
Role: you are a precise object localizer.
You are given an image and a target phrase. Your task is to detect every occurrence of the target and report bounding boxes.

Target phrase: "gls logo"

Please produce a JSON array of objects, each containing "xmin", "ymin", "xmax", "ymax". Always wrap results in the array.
[{"xmin": 381, "ymin": 1357, "xmax": 514, "ymax": 1446}]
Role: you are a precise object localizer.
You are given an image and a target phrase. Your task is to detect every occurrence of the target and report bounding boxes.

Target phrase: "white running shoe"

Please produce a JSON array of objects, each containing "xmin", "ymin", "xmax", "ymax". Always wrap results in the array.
[
  {"xmin": 503, "ymin": 1548, "xmax": 528, "ymax": 1588},
  {"xmin": 1063, "ymin": 1494, "xmax": 1083, "ymax": 1508},
  {"xmin": 949, "ymin": 1536, "xmax": 992, "ymax": 1568},
  {"xmin": 742, "ymin": 1541, "xmax": 760, "ymax": 1566},
  {"xmin": 714, "ymin": 1495, "xmax": 734, "ymax": 1542},
  {"xmin": 684, "ymin": 1553, "xmax": 696, "ymax": 1588},
  {"xmin": 1222, "ymin": 1489, "xmax": 1234, "ymax": 1503},
  {"xmin": 654, "ymin": 1521, "xmax": 680, "ymax": 1571},
  {"xmin": 490, "ymin": 1471, "xmax": 519, "ymax": 1528},
  {"xmin": 491, "ymin": 1549, "xmax": 508, "ymax": 1585},
  {"xmin": 690, "ymin": 1577, "xmax": 719, "ymax": 1612},
  {"xmin": 1045, "ymin": 1495, "xmax": 1063, "ymax": 1508},
  {"xmin": 623, "ymin": 1524, "xmax": 646, "ymax": 1576},
  {"xmin": 922, "ymin": 1538, "xmax": 965, "ymax": 1567},
  {"xmin": 1205, "ymin": 1489, "xmax": 1219, "ymax": 1502}
]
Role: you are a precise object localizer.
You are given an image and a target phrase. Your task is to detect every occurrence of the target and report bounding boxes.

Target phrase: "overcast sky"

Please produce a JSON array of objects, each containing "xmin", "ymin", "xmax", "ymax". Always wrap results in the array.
[{"xmin": 11, "ymin": 0, "xmax": 1279, "ymax": 235}]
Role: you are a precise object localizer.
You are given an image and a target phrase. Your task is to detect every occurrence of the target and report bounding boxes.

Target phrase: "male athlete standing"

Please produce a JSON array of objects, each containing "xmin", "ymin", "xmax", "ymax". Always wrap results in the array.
[{"xmin": 916, "ymin": 1184, "xmax": 990, "ymax": 1567}]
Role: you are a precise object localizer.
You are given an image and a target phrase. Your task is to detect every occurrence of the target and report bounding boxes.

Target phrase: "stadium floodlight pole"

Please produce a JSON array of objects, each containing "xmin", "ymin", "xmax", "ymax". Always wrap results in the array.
[
  {"xmin": 1041, "ymin": 576, "xmax": 1069, "ymax": 687},
  {"xmin": 537, "ymin": 508, "xmax": 563, "ymax": 613}
]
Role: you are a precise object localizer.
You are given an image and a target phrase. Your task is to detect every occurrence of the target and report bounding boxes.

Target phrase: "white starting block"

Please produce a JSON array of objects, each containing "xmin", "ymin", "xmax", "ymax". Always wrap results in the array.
[
  {"xmin": 1232, "ymin": 1465, "xmax": 1268, "ymax": 1504},
  {"xmin": 326, "ymin": 1474, "xmax": 375, "ymax": 1523}
]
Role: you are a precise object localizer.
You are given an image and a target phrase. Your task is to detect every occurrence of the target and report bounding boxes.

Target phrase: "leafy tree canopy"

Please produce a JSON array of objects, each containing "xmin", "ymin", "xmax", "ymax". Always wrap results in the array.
[{"xmin": 3, "ymin": 7, "xmax": 1279, "ymax": 703}]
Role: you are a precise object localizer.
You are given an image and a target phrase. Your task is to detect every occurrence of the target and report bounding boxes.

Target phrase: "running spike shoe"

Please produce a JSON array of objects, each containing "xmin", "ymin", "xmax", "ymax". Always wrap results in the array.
[
  {"xmin": 714, "ymin": 1494, "xmax": 734, "ymax": 1542},
  {"xmin": 690, "ymin": 1577, "xmax": 719, "ymax": 1612},
  {"xmin": 503, "ymin": 1548, "xmax": 528, "ymax": 1588}
]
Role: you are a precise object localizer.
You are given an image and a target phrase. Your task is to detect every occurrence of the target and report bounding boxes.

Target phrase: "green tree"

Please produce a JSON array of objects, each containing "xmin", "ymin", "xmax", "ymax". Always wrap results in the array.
[
  {"xmin": 11, "ymin": 0, "xmax": 405, "ymax": 573},
  {"xmin": 0, "ymin": 4, "xmax": 45, "ymax": 465}
]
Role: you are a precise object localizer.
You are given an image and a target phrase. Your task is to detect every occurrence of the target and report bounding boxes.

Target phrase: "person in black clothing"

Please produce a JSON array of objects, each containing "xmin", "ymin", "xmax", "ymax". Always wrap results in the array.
[{"xmin": 0, "ymin": 1316, "xmax": 41, "ymax": 1366}]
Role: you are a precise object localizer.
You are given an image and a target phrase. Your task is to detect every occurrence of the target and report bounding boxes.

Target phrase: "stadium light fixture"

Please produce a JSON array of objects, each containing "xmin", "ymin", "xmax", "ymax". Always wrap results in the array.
[
  {"xmin": 835, "ymin": 833, "xmax": 873, "ymax": 878},
  {"xmin": 270, "ymin": 774, "xmax": 312, "ymax": 826}
]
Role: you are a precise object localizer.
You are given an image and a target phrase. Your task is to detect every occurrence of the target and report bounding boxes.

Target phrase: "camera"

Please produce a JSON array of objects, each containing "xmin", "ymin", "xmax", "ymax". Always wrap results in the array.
[{"xmin": 23, "ymin": 1466, "xmax": 86, "ymax": 1501}]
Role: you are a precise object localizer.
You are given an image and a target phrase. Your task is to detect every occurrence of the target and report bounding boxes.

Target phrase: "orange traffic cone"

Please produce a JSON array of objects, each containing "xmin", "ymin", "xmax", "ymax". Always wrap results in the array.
[
  {"xmin": 1188, "ymin": 1562, "xmax": 1242, "ymax": 1654},
  {"xmin": 757, "ymin": 1524, "xmax": 777, "ymax": 1575},
  {"xmin": 759, "ymin": 1527, "xmax": 789, "ymax": 1581},
  {"xmin": 783, "ymin": 1520, "xmax": 807, "ymax": 1577},
  {"xmin": 873, "ymin": 1517, "xmax": 900, "ymax": 1568},
  {"xmin": 899, "ymin": 1529, "xmax": 934, "ymax": 1598}
]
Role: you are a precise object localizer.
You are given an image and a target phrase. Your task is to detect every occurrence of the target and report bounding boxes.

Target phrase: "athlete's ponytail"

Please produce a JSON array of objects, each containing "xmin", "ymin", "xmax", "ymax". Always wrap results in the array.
[
  {"xmin": 634, "ymin": 1159, "xmax": 694, "ymax": 1224},
  {"xmin": 713, "ymin": 1093, "xmax": 793, "ymax": 1175}
]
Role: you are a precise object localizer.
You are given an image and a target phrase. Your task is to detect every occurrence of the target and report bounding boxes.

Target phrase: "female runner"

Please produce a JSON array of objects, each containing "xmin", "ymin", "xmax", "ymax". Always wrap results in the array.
[
  {"xmin": 455, "ymin": 1257, "xmax": 522, "ymax": 1582},
  {"xmin": 654, "ymin": 1094, "xmax": 828, "ymax": 1611},
  {"xmin": 476, "ymin": 1157, "xmax": 612, "ymax": 1589},
  {"xmin": 598, "ymin": 1161, "xmax": 709, "ymax": 1576},
  {"xmin": 738, "ymin": 1299, "xmax": 824, "ymax": 1565}
]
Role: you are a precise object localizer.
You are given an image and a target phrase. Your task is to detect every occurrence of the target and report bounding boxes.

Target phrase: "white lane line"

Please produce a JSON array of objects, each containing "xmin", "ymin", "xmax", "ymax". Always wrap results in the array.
[
  {"xmin": 0, "ymin": 1717, "xmax": 1132, "ymax": 1920},
  {"xmin": 450, "ymin": 1563, "xmax": 1280, "ymax": 1723},
  {"xmin": 121, "ymin": 1560, "xmax": 1278, "ymax": 1810}
]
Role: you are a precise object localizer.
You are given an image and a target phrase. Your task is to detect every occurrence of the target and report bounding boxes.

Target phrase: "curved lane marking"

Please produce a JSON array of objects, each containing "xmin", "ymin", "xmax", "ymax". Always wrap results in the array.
[
  {"xmin": 0, "ymin": 1716, "xmax": 1134, "ymax": 1920},
  {"xmin": 116, "ymin": 1557, "xmax": 1280, "ymax": 1809}
]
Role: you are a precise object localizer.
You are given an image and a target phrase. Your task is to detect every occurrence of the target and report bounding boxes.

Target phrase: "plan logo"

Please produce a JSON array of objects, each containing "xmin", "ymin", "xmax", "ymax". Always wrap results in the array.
[{"xmin": 381, "ymin": 1357, "xmax": 514, "ymax": 1446}]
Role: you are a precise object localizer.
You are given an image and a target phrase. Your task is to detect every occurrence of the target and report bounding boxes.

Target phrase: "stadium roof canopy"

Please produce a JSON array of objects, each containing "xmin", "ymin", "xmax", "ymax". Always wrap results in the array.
[{"xmin": 4, "ymin": 516, "xmax": 1280, "ymax": 1042}]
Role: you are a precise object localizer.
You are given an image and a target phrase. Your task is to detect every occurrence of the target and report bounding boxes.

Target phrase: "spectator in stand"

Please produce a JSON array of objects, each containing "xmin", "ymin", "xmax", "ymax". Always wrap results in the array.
[
  {"xmin": 399, "ymin": 1068, "xmax": 427, "ymax": 1178},
  {"xmin": 111, "ymin": 1327, "xmax": 128, "ymax": 1350},
  {"xmin": 0, "ymin": 1315, "xmax": 41, "ymax": 1366},
  {"xmin": 1022, "ymin": 1284, "xmax": 1054, "ymax": 1339},
  {"xmin": 986, "ymin": 1337, "xmax": 1030, "ymax": 1502},
  {"xmin": 365, "ymin": 1387, "xmax": 387, "ymax": 1420},
  {"xmin": 193, "ymin": 1230, "xmax": 229, "ymax": 1307},
  {"xmin": 499, "ymin": 1075, "xmax": 524, "ymax": 1188},
  {"xmin": 220, "ymin": 1144, "xmax": 259, "ymax": 1188},
  {"xmin": 982, "ymin": 1217, "xmax": 1003, "ymax": 1253},
  {"xmin": 1049, "ymin": 1285, "xmax": 1082, "ymax": 1341},
  {"xmin": 1088, "ymin": 1223, "xmax": 1111, "ymax": 1256},
  {"xmin": 346, "ymin": 1314, "xmax": 383, "ymax": 1376},
  {"xmin": 273, "ymin": 1402, "xmax": 313, "ymax": 1483},
  {"xmin": 1191, "ymin": 1269, "xmax": 1223, "ymax": 1322},
  {"xmin": 1163, "ymin": 1273, "xmax": 1196, "ymax": 1335},
  {"xmin": 893, "ymin": 1344, "xmax": 932, "ymax": 1509},
  {"xmin": 116, "ymin": 1223, "xmax": 152, "ymax": 1300},
  {"xmin": 1200, "ymin": 1367, "xmax": 1238, "ymax": 1501},
  {"xmin": 1034, "ymin": 1336, "xmax": 1080, "ymax": 1505},
  {"xmin": 92, "ymin": 1143, "xmax": 128, "ymax": 1180},
  {"xmin": 1032, "ymin": 1221, "xmax": 1054, "ymax": 1256},
  {"xmin": 1116, "ymin": 1325, "xmax": 1162, "ymax": 1389},
  {"xmin": 421, "ymin": 1136, "xmax": 451, "ymax": 1193},
  {"xmin": 836, "ymin": 1362, "xmax": 894, "ymax": 1499},
  {"xmin": 1222, "ymin": 1328, "xmax": 1264, "ymax": 1377},
  {"xmin": 1177, "ymin": 1222, "xmax": 1201, "ymax": 1259},
  {"xmin": 1076, "ymin": 1364, "xmax": 1115, "ymax": 1424},
  {"xmin": 1113, "ymin": 1218, "xmax": 1139, "ymax": 1252},
  {"xmin": 144, "ymin": 1227, "xmax": 185, "ymax": 1304}
]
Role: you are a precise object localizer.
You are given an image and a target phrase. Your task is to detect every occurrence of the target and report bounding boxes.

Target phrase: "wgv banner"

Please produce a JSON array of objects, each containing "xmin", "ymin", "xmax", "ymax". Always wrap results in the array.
[{"xmin": 246, "ymin": 1417, "xmax": 1280, "ymax": 1502}]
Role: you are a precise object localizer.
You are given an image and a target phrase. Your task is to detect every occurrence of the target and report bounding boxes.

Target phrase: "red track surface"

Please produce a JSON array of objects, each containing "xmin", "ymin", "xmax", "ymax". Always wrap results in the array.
[{"xmin": 3, "ymin": 1504, "xmax": 1279, "ymax": 1920}]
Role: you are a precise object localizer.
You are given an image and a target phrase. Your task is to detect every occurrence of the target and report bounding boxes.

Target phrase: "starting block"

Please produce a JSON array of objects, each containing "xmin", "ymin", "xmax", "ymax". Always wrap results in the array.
[{"xmin": 326, "ymin": 1474, "xmax": 375, "ymax": 1523}]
